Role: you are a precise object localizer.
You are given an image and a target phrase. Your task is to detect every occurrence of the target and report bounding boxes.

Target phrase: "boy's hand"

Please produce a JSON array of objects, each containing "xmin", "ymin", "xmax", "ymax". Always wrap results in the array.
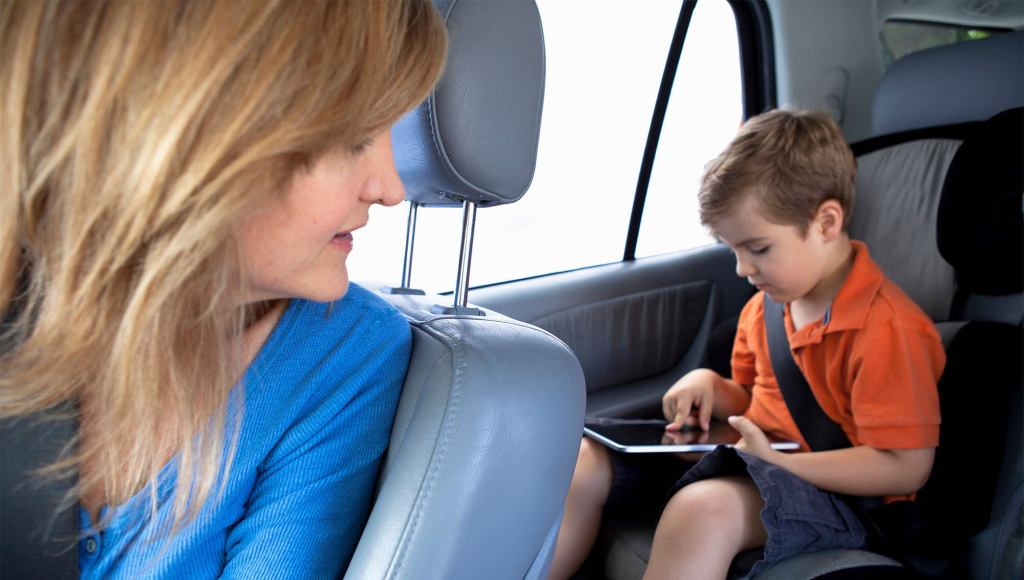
[
  {"xmin": 662, "ymin": 369, "xmax": 717, "ymax": 432},
  {"xmin": 728, "ymin": 415, "xmax": 779, "ymax": 462}
]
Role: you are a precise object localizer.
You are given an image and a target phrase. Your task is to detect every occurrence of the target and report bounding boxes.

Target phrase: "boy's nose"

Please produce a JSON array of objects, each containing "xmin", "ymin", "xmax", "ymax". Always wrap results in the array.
[{"xmin": 735, "ymin": 254, "xmax": 756, "ymax": 278}]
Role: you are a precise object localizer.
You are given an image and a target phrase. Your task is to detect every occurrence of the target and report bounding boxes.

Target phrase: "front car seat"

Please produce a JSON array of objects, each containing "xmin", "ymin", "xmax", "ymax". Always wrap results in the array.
[{"xmin": 345, "ymin": 1, "xmax": 587, "ymax": 579}]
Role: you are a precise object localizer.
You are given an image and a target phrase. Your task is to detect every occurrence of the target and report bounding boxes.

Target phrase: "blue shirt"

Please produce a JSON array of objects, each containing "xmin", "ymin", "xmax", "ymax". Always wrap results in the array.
[{"xmin": 78, "ymin": 284, "xmax": 411, "ymax": 578}]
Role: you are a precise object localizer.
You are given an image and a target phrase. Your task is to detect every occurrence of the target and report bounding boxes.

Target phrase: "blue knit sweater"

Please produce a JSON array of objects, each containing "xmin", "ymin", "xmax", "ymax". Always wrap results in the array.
[{"xmin": 78, "ymin": 285, "xmax": 411, "ymax": 578}]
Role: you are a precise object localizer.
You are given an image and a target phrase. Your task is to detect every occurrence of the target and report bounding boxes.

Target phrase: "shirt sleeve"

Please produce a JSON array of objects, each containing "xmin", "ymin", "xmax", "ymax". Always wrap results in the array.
[
  {"xmin": 220, "ymin": 310, "xmax": 411, "ymax": 579},
  {"xmin": 848, "ymin": 320, "xmax": 943, "ymax": 449},
  {"xmin": 730, "ymin": 293, "xmax": 760, "ymax": 387}
]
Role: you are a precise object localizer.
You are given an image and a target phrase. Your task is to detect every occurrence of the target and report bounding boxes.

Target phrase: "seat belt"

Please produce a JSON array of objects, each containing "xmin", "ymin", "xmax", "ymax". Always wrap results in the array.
[
  {"xmin": 763, "ymin": 296, "xmax": 852, "ymax": 451},
  {"xmin": 0, "ymin": 407, "xmax": 80, "ymax": 579}
]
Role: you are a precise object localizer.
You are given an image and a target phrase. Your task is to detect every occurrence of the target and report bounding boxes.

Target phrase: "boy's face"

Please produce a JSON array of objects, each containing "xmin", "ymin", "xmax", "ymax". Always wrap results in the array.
[{"xmin": 713, "ymin": 194, "xmax": 835, "ymax": 304}]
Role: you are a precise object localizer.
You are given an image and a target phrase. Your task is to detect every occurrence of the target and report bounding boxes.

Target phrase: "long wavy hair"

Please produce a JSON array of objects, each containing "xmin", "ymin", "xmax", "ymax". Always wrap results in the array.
[{"xmin": 0, "ymin": 0, "xmax": 446, "ymax": 534}]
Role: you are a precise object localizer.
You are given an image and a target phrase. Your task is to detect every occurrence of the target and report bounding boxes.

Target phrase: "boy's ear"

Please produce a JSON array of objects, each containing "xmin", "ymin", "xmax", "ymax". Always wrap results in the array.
[{"xmin": 815, "ymin": 199, "xmax": 845, "ymax": 241}]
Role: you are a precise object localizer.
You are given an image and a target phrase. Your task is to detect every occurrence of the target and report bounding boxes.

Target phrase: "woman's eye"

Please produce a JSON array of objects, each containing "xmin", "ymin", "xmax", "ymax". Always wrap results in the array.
[
  {"xmin": 350, "ymin": 139, "xmax": 373, "ymax": 155},
  {"xmin": 750, "ymin": 246, "xmax": 769, "ymax": 255}
]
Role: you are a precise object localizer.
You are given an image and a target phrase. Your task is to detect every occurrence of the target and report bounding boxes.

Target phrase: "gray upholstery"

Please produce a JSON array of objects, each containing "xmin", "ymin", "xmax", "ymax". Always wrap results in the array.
[
  {"xmin": 350, "ymin": 2, "xmax": 587, "ymax": 577},
  {"xmin": 471, "ymin": 244, "xmax": 751, "ymax": 418},
  {"xmin": 756, "ymin": 549, "xmax": 902, "ymax": 578},
  {"xmin": 0, "ymin": 408, "xmax": 79, "ymax": 580},
  {"xmin": 849, "ymin": 138, "xmax": 961, "ymax": 321},
  {"xmin": 871, "ymin": 30, "xmax": 1024, "ymax": 135},
  {"xmin": 346, "ymin": 290, "xmax": 585, "ymax": 579},
  {"xmin": 392, "ymin": 0, "xmax": 545, "ymax": 207},
  {"xmin": 531, "ymin": 281, "xmax": 710, "ymax": 391}
]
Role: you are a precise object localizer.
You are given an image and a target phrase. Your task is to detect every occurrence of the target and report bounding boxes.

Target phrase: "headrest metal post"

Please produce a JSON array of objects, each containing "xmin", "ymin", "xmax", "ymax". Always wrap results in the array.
[
  {"xmin": 453, "ymin": 200, "xmax": 478, "ymax": 309},
  {"xmin": 400, "ymin": 202, "xmax": 419, "ymax": 289},
  {"xmin": 380, "ymin": 201, "xmax": 426, "ymax": 296}
]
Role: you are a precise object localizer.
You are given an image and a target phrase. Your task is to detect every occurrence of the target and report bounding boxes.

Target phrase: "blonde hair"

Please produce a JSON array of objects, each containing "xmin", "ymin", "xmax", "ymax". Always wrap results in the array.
[
  {"xmin": 698, "ymin": 109, "xmax": 856, "ymax": 234},
  {"xmin": 1, "ymin": 0, "xmax": 445, "ymax": 534}
]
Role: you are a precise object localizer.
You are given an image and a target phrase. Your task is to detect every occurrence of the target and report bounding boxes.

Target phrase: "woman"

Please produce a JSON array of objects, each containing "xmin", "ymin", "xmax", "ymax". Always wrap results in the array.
[{"xmin": 0, "ymin": 1, "xmax": 446, "ymax": 576}]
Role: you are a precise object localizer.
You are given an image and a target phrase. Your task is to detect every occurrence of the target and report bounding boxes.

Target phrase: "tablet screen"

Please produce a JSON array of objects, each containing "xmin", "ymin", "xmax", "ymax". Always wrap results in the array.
[{"xmin": 583, "ymin": 418, "xmax": 800, "ymax": 454}]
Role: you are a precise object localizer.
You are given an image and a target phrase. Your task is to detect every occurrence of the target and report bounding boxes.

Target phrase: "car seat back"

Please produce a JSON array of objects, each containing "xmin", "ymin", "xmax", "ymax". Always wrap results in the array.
[
  {"xmin": 871, "ymin": 30, "xmax": 1024, "ymax": 136},
  {"xmin": 345, "ymin": 2, "xmax": 588, "ymax": 579}
]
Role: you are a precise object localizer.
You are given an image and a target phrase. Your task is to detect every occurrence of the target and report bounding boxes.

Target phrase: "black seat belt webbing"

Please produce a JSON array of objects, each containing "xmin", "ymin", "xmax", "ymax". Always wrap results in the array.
[{"xmin": 763, "ymin": 296, "xmax": 852, "ymax": 452}]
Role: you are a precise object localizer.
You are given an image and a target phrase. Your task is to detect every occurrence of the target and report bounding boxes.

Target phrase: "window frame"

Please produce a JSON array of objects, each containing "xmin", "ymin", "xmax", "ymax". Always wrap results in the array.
[{"xmin": 622, "ymin": 0, "xmax": 775, "ymax": 262}]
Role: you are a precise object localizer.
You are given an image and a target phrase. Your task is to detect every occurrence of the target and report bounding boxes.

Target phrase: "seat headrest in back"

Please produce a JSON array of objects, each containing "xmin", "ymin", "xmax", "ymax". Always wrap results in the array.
[
  {"xmin": 392, "ymin": 0, "xmax": 545, "ymax": 207},
  {"xmin": 937, "ymin": 107, "xmax": 1024, "ymax": 297},
  {"xmin": 872, "ymin": 30, "xmax": 1024, "ymax": 136}
]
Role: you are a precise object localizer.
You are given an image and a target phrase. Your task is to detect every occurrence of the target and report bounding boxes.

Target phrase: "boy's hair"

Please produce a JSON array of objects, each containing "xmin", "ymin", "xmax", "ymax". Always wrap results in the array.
[{"xmin": 698, "ymin": 109, "xmax": 856, "ymax": 234}]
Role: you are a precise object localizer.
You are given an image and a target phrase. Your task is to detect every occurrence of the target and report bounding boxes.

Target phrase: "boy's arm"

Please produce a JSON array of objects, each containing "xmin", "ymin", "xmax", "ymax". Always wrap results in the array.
[{"xmin": 728, "ymin": 415, "xmax": 935, "ymax": 496}]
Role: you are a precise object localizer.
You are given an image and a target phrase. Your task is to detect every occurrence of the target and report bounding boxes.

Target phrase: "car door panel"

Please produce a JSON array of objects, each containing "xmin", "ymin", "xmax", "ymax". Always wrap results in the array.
[{"xmin": 469, "ymin": 243, "xmax": 752, "ymax": 417}]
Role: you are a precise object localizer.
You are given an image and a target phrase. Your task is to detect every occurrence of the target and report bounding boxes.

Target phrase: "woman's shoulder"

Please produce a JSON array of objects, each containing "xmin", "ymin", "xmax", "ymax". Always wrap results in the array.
[
  {"xmin": 341, "ymin": 283, "xmax": 409, "ymax": 327},
  {"xmin": 242, "ymin": 284, "xmax": 411, "ymax": 423},
  {"xmin": 289, "ymin": 283, "xmax": 410, "ymax": 343}
]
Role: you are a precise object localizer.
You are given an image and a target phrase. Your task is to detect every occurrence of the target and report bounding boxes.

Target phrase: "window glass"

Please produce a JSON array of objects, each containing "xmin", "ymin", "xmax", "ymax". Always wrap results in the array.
[
  {"xmin": 348, "ymin": 0, "xmax": 682, "ymax": 293},
  {"xmin": 635, "ymin": 0, "xmax": 743, "ymax": 259},
  {"xmin": 880, "ymin": 20, "xmax": 1005, "ymax": 66}
]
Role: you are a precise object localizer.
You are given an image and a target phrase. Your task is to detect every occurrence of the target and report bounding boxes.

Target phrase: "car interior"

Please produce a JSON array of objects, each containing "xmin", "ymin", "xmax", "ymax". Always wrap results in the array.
[
  {"xmin": 1, "ymin": 1, "xmax": 1020, "ymax": 579},
  {"xmin": 349, "ymin": 0, "xmax": 1023, "ymax": 578}
]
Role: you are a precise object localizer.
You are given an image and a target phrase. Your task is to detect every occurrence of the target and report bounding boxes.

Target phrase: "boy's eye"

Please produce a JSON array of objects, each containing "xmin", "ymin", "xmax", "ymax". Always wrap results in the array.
[{"xmin": 750, "ymin": 246, "xmax": 770, "ymax": 255}]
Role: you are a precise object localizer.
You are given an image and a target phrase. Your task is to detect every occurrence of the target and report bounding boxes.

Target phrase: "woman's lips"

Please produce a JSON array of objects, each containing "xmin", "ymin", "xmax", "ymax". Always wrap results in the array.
[{"xmin": 330, "ymin": 232, "xmax": 353, "ymax": 251}]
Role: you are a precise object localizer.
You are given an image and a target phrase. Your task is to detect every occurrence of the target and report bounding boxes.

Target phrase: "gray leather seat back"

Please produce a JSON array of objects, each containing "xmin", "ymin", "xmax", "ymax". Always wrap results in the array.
[
  {"xmin": 347, "ymin": 2, "xmax": 587, "ymax": 578},
  {"xmin": 392, "ymin": 0, "xmax": 545, "ymax": 207},
  {"xmin": 347, "ymin": 294, "xmax": 584, "ymax": 579},
  {"xmin": 871, "ymin": 30, "xmax": 1024, "ymax": 136}
]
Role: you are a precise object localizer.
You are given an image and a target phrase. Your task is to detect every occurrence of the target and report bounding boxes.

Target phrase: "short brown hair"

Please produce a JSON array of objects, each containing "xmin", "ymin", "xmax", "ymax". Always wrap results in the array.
[{"xmin": 698, "ymin": 109, "xmax": 856, "ymax": 234}]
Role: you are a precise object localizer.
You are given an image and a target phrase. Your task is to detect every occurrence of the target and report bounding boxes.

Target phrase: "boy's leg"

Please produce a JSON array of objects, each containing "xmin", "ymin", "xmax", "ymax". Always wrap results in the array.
[
  {"xmin": 643, "ymin": 476, "xmax": 766, "ymax": 580},
  {"xmin": 549, "ymin": 438, "xmax": 614, "ymax": 580}
]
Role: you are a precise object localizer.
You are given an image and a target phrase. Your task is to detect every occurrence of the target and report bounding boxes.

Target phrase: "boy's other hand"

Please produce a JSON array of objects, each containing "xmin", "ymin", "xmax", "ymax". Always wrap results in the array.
[
  {"xmin": 728, "ymin": 415, "xmax": 778, "ymax": 462},
  {"xmin": 662, "ymin": 369, "xmax": 717, "ymax": 432}
]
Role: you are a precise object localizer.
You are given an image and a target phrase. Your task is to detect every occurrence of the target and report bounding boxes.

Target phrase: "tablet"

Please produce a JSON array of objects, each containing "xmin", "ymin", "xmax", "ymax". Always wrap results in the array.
[{"xmin": 583, "ymin": 417, "xmax": 800, "ymax": 454}]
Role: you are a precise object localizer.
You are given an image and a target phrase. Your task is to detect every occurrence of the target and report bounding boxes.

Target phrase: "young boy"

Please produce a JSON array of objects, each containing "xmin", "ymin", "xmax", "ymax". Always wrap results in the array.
[{"xmin": 549, "ymin": 109, "xmax": 944, "ymax": 580}]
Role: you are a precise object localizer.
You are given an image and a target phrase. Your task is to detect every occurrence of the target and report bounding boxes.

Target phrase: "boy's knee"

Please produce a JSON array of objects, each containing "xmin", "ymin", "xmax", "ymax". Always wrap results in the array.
[{"xmin": 661, "ymin": 477, "xmax": 753, "ymax": 530}]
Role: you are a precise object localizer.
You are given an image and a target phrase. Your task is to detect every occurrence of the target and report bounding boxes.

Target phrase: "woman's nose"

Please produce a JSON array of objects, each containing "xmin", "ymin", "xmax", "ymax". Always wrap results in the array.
[{"xmin": 363, "ymin": 131, "xmax": 406, "ymax": 207}]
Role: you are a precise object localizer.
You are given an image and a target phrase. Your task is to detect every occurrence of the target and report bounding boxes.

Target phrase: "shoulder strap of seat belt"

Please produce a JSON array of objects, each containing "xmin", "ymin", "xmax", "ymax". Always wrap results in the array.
[
  {"xmin": 1, "ymin": 406, "xmax": 80, "ymax": 579},
  {"xmin": 763, "ymin": 296, "xmax": 852, "ymax": 452}
]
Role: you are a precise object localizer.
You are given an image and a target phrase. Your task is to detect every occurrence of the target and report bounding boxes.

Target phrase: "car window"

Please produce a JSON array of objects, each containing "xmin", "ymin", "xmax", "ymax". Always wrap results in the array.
[
  {"xmin": 880, "ymin": 20, "xmax": 1007, "ymax": 66},
  {"xmin": 635, "ymin": 0, "xmax": 743, "ymax": 259},
  {"xmin": 349, "ymin": 0, "xmax": 681, "ymax": 293}
]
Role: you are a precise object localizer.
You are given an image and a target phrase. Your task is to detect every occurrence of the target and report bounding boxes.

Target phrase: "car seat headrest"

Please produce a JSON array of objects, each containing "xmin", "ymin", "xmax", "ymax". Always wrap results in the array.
[
  {"xmin": 392, "ymin": 0, "xmax": 545, "ymax": 208},
  {"xmin": 872, "ymin": 30, "xmax": 1024, "ymax": 136},
  {"xmin": 937, "ymin": 107, "xmax": 1024, "ymax": 296}
]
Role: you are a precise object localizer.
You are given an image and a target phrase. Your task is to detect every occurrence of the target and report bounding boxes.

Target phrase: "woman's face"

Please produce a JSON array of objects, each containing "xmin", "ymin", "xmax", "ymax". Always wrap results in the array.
[{"xmin": 239, "ymin": 130, "xmax": 405, "ymax": 303}]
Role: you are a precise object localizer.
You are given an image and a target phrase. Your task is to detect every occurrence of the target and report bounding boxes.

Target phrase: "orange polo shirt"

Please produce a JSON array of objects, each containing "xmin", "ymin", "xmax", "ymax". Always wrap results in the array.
[{"xmin": 733, "ymin": 241, "xmax": 944, "ymax": 458}]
